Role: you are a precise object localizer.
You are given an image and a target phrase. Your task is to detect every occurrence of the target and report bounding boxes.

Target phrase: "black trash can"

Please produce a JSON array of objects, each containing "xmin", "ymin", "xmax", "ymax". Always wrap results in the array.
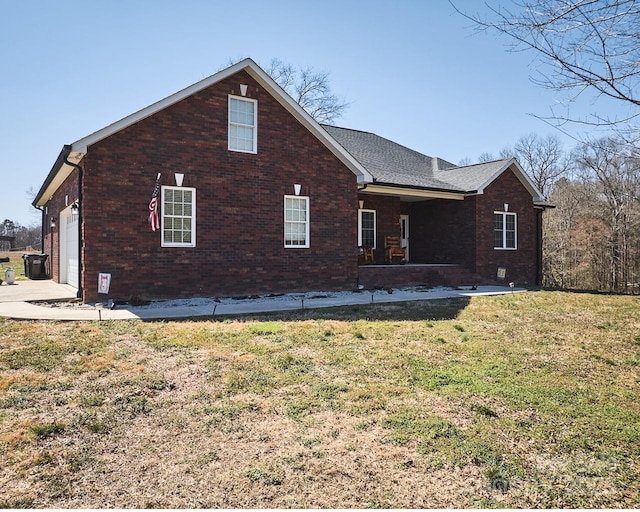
[{"xmin": 23, "ymin": 253, "xmax": 49, "ymax": 280}]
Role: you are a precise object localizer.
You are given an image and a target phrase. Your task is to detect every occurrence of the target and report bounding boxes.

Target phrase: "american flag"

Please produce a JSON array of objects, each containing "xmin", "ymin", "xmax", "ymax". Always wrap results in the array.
[{"xmin": 148, "ymin": 173, "xmax": 161, "ymax": 231}]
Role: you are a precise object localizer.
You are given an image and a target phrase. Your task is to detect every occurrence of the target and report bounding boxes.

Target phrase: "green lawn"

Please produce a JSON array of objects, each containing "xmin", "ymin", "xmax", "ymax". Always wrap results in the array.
[
  {"xmin": 0, "ymin": 291, "xmax": 638, "ymax": 507},
  {"xmin": 0, "ymin": 251, "xmax": 27, "ymax": 280}
]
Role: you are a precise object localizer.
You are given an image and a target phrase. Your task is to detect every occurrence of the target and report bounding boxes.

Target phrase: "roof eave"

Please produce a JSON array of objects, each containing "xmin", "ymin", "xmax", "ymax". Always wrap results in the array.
[
  {"xmin": 70, "ymin": 59, "xmax": 372, "ymax": 182},
  {"xmin": 534, "ymin": 200, "xmax": 555, "ymax": 209},
  {"xmin": 33, "ymin": 146, "xmax": 84, "ymax": 208},
  {"xmin": 70, "ymin": 59, "xmax": 257, "ymax": 154}
]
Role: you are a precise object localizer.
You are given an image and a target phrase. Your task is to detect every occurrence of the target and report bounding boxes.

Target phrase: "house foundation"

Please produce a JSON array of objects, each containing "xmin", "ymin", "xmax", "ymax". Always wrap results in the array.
[{"xmin": 357, "ymin": 264, "xmax": 482, "ymax": 290}]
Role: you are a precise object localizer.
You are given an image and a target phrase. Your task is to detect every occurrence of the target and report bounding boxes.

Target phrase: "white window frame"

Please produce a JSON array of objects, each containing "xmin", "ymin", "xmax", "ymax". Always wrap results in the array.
[
  {"xmin": 228, "ymin": 95, "xmax": 257, "ymax": 153},
  {"xmin": 284, "ymin": 195, "xmax": 310, "ymax": 248},
  {"xmin": 358, "ymin": 209, "xmax": 377, "ymax": 249},
  {"xmin": 161, "ymin": 186, "xmax": 196, "ymax": 248},
  {"xmin": 494, "ymin": 211, "xmax": 517, "ymax": 250}
]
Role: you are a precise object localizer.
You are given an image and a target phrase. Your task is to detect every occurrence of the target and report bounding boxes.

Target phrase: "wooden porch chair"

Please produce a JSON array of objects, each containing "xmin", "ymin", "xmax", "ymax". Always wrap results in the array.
[
  {"xmin": 358, "ymin": 246, "xmax": 374, "ymax": 265},
  {"xmin": 384, "ymin": 236, "xmax": 406, "ymax": 264}
]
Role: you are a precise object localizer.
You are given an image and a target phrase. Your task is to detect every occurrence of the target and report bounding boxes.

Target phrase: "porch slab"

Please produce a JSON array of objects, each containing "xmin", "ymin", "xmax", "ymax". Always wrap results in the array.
[{"xmin": 358, "ymin": 263, "xmax": 480, "ymax": 290}]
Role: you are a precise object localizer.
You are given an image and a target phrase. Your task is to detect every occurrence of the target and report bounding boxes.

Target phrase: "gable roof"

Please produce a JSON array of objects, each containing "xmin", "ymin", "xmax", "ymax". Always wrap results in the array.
[
  {"xmin": 323, "ymin": 125, "xmax": 546, "ymax": 201},
  {"xmin": 435, "ymin": 159, "xmax": 544, "ymax": 198},
  {"xmin": 33, "ymin": 59, "xmax": 546, "ymax": 209},
  {"xmin": 33, "ymin": 59, "xmax": 373, "ymax": 208}
]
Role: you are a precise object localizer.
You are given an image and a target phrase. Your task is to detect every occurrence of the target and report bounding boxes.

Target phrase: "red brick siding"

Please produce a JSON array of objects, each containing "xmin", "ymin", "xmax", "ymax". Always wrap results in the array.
[
  {"xmin": 409, "ymin": 197, "xmax": 477, "ymax": 268},
  {"xmin": 77, "ymin": 70, "xmax": 358, "ymax": 302},
  {"xmin": 43, "ymin": 170, "xmax": 80, "ymax": 282},
  {"xmin": 474, "ymin": 169, "xmax": 539, "ymax": 285}
]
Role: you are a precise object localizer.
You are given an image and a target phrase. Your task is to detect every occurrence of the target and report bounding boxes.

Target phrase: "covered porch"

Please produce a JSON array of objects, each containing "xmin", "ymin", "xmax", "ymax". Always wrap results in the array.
[
  {"xmin": 355, "ymin": 177, "xmax": 500, "ymax": 289},
  {"xmin": 357, "ymin": 185, "xmax": 480, "ymax": 286}
]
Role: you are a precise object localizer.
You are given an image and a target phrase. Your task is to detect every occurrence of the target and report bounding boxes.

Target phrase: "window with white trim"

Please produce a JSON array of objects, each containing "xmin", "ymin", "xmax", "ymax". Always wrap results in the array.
[
  {"xmin": 358, "ymin": 209, "xmax": 376, "ymax": 249},
  {"xmin": 494, "ymin": 211, "xmax": 517, "ymax": 250},
  {"xmin": 162, "ymin": 186, "xmax": 196, "ymax": 247},
  {"xmin": 228, "ymin": 96, "xmax": 257, "ymax": 153},
  {"xmin": 284, "ymin": 195, "xmax": 309, "ymax": 248}
]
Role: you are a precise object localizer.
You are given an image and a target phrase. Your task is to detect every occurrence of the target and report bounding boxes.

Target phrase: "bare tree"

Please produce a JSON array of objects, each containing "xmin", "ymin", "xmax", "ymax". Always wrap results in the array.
[
  {"xmin": 477, "ymin": 152, "xmax": 496, "ymax": 162},
  {"xmin": 454, "ymin": 1, "xmax": 640, "ymax": 137},
  {"xmin": 543, "ymin": 177, "xmax": 587, "ymax": 287},
  {"xmin": 573, "ymin": 136, "xmax": 640, "ymax": 290},
  {"xmin": 264, "ymin": 58, "xmax": 349, "ymax": 123},
  {"xmin": 0, "ymin": 219, "xmax": 17, "ymax": 237},
  {"xmin": 501, "ymin": 133, "xmax": 570, "ymax": 195},
  {"xmin": 226, "ymin": 58, "xmax": 349, "ymax": 123}
]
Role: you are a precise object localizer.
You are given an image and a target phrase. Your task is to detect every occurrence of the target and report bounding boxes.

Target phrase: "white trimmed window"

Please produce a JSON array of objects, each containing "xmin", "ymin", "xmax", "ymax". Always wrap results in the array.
[
  {"xmin": 284, "ymin": 195, "xmax": 309, "ymax": 248},
  {"xmin": 358, "ymin": 209, "xmax": 376, "ymax": 249},
  {"xmin": 494, "ymin": 211, "xmax": 517, "ymax": 250},
  {"xmin": 162, "ymin": 186, "xmax": 196, "ymax": 247},
  {"xmin": 228, "ymin": 96, "xmax": 257, "ymax": 153}
]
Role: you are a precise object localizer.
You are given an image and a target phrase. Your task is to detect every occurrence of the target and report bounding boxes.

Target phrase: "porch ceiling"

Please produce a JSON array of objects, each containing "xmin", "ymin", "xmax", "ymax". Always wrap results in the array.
[{"xmin": 362, "ymin": 184, "xmax": 466, "ymax": 201}]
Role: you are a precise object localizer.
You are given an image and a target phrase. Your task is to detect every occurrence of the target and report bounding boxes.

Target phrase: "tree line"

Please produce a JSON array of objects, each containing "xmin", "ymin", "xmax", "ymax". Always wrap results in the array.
[{"xmin": 0, "ymin": 219, "xmax": 41, "ymax": 252}]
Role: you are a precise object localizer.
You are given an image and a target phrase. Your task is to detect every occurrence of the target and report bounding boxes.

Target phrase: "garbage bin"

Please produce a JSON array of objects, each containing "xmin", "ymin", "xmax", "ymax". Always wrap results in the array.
[{"xmin": 23, "ymin": 253, "xmax": 49, "ymax": 280}]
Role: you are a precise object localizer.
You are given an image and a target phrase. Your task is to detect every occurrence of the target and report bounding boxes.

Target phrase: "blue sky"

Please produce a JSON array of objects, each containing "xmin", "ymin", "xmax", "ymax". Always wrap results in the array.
[{"xmin": 0, "ymin": 0, "xmax": 618, "ymax": 226}]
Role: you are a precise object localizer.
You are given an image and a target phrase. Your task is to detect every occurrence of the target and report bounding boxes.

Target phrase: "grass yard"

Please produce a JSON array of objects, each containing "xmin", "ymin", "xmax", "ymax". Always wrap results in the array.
[
  {"xmin": 0, "ymin": 251, "xmax": 27, "ymax": 281},
  {"xmin": 0, "ymin": 291, "xmax": 638, "ymax": 508}
]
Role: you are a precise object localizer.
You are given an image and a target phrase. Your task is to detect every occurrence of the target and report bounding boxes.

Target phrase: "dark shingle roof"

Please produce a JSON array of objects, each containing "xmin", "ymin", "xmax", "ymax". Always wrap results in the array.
[
  {"xmin": 323, "ymin": 125, "xmax": 512, "ymax": 193},
  {"xmin": 434, "ymin": 160, "xmax": 512, "ymax": 192}
]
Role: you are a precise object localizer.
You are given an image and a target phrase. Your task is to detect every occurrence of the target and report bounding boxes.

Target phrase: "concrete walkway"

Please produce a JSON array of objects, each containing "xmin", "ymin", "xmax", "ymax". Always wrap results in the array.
[
  {"xmin": 0, "ymin": 279, "xmax": 78, "ymax": 303},
  {"xmin": 0, "ymin": 279, "xmax": 524, "ymax": 321}
]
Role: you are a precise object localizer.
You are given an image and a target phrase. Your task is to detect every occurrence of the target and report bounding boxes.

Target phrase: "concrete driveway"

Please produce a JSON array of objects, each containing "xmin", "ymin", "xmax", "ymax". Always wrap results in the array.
[{"xmin": 0, "ymin": 279, "xmax": 78, "ymax": 303}]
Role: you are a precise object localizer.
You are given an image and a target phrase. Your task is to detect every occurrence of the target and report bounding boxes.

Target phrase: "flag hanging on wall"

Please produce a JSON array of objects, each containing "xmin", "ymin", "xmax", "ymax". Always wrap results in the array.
[{"xmin": 148, "ymin": 173, "xmax": 161, "ymax": 231}]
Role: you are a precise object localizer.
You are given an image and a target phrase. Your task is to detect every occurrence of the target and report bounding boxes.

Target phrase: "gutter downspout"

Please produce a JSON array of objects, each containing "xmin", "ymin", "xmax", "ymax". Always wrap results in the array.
[
  {"xmin": 35, "ymin": 206, "xmax": 45, "ymax": 255},
  {"xmin": 32, "ymin": 205, "xmax": 48, "ymax": 276},
  {"xmin": 64, "ymin": 156, "xmax": 83, "ymax": 300},
  {"xmin": 536, "ymin": 209, "xmax": 543, "ymax": 287}
]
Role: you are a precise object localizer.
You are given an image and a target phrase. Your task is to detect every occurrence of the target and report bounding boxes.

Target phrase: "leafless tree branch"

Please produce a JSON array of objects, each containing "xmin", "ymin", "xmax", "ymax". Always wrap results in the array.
[
  {"xmin": 266, "ymin": 59, "xmax": 350, "ymax": 123},
  {"xmin": 452, "ymin": 0, "xmax": 640, "ymax": 134},
  {"xmin": 225, "ymin": 57, "xmax": 350, "ymax": 123}
]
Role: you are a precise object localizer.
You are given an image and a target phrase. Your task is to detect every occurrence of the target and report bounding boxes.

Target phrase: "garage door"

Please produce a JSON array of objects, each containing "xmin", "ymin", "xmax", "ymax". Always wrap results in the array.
[{"xmin": 65, "ymin": 213, "xmax": 79, "ymax": 289}]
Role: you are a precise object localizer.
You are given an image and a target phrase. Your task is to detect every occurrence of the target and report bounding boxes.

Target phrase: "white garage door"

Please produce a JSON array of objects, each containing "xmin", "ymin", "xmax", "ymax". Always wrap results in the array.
[{"xmin": 65, "ymin": 213, "xmax": 79, "ymax": 289}]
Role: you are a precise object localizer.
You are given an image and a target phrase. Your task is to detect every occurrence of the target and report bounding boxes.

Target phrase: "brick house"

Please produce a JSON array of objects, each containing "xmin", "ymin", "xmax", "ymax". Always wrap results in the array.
[{"xmin": 33, "ymin": 59, "xmax": 549, "ymax": 303}]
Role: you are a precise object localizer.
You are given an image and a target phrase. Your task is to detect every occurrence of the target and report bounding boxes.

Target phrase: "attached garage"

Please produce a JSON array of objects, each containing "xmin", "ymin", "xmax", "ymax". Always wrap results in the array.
[{"xmin": 60, "ymin": 209, "xmax": 79, "ymax": 289}]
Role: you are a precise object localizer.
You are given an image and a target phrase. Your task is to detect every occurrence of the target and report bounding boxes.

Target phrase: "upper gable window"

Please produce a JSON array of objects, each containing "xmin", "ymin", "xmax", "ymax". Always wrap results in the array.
[{"xmin": 228, "ymin": 96, "xmax": 257, "ymax": 153}]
